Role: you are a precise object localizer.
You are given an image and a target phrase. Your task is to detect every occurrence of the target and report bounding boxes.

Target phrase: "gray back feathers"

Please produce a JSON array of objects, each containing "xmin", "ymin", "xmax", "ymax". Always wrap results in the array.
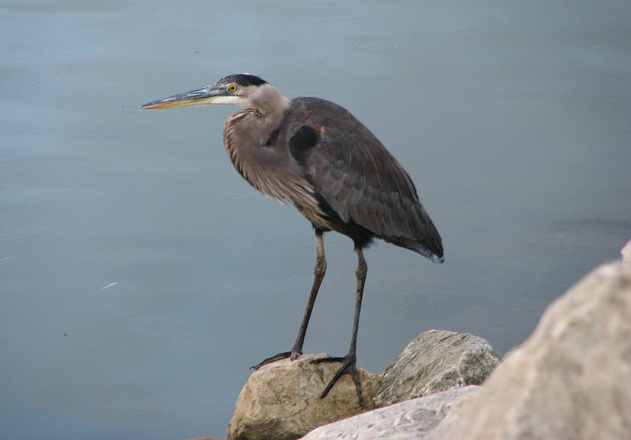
[{"xmin": 286, "ymin": 98, "xmax": 443, "ymax": 259}]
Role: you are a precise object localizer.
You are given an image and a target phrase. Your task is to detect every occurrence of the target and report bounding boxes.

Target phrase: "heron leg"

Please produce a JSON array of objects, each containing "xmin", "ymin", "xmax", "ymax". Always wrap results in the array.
[
  {"xmin": 312, "ymin": 246, "xmax": 367, "ymax": 407},
  {"xmin": 290, "ymin": 228, "xmax": 327, "ymax": 357},
  {"xmin": 251, "ymin": 229, "xmax": 327, "ymax": 370}
]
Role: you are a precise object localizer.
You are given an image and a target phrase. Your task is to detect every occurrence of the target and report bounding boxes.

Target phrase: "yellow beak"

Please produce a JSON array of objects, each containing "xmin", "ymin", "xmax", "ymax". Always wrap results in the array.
[{"xmin": 141, "ymin": 85, "xmax": 240, "ymax": 110}]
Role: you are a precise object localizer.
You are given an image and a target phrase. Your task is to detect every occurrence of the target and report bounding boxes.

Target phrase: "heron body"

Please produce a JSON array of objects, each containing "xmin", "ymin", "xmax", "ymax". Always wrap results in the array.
[{"xmin": 143, "ymin": 74, "xmax": 444, "ymax": 404}]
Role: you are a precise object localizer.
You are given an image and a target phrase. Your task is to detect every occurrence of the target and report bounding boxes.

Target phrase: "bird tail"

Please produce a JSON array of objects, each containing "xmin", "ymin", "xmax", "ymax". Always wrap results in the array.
[
  {"xmin": 383, "ymin": 234, "xmax": 444, "ymax": 263},
  {"xmin": 382, "ymin": 204, "xmax": 444, "ymax": 263}
]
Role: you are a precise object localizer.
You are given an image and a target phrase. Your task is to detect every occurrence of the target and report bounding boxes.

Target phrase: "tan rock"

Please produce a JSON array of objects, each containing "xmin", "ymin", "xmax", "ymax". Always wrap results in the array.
[
  {"xmin": 432, "ymin": 261, "xmax": 631, "ymax": 440},
  {"xmin": 227, "ymin": 353, "xmax": 380, "ymax": 440}
]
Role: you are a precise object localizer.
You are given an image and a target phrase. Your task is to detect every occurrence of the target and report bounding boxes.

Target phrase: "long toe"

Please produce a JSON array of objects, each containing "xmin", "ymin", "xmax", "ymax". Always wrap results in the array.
[
  {"xmin": 311, "ymin": 356, "xmax": 346, "ymax": 364},
  {"xmin": 316, "ymin": 354, "xmax": 365, "ymax": 407},
  {"xmin": 251, "ymin": 351, "xmax": 300, "ymax": 370}
]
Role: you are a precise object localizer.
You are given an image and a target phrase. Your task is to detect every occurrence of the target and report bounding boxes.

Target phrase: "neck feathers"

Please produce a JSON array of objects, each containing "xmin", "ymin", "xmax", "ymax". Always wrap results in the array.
[{"xmin": 247, "ymin": 84, "xmax": 290, "ymax": 126}]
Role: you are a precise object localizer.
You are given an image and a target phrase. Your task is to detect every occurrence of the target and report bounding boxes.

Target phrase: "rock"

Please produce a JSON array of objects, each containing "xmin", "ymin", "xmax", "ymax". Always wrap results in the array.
[
  {"xmin": 227, "ymin": 331, "xmax": 499, "ymax": 439},
  {"xmin": 300, "ymin": 385, "xmax": 479, "ymax": 440},
  {"xmin": 622, "ymin": 240, "xmax": 631, "ymax": 261},
  {"xmin": 375, "ymin": 330, "xmax": 499, "ymax": 407},
  {"xmin": 433, "ymin": 260, "xmax": 631, "ymax": 440},
  {"xmin": 427, "ymin": 387, "xmax": 480, "ymax": 437},
  {"xmin": 227, "ymin": 353, "xmax": 381, "ymax": 440}
]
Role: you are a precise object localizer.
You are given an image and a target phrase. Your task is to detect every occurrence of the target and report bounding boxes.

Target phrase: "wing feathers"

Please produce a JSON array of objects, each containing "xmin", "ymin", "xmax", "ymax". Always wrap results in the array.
[{"xmin": 288, "ymin": 98, "xmax": 444, "ymax": 259}]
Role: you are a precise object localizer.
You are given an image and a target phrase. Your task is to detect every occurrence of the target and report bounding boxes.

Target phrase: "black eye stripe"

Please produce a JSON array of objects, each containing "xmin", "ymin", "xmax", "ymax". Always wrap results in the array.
[{"xmin": 217, "ymin": 74, "xmax": 267, "ymax": 87}]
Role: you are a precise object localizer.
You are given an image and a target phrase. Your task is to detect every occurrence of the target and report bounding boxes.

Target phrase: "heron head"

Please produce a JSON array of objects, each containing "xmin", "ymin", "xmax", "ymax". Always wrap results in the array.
[{"xmin": 142, "ymin": 73, "xmax": 268, "ymax": 110}]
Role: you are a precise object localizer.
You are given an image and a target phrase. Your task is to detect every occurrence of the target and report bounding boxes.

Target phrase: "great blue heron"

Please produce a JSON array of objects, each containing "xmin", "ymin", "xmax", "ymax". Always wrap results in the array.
[{"xmin": 142, "ymin": 73, "xmax": 444, "ymax": 405}]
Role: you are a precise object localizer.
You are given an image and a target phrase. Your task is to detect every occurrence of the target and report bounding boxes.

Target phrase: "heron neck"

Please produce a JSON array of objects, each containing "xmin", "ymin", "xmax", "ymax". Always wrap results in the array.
[{"xmin": 247, "ymin": 84, "xmax": 290, "ymax": 127}]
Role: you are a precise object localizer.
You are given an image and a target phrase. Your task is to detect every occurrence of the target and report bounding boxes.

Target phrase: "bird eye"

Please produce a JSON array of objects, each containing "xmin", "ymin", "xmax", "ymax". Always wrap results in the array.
[{"xmin": 226, "ymin": 83, "xmax": 238, "ymax": 94}]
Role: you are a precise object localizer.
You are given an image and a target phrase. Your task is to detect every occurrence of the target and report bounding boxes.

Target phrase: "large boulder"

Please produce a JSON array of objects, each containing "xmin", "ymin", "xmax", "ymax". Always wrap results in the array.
[
  {"xmin": 227, "ymin": 353, "xmax": 381, "ymax": 440},
  {"xmin": 375, "ymin": 330, "xmax": 499, "ymax": 407},
  {"xmin": 300, "ymin": 385, "xmax": 479, "ymax": 440},
  {"xmin": 432, "ymin": 259, "xmax": 631, "ymax": 440}
]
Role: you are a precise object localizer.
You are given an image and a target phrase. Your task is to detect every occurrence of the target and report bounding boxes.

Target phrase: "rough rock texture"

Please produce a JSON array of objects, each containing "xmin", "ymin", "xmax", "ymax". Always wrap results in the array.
[
  {"xmin": 433, "ymin": 260, "xmax": 631, "ymax": 440},
  {"xmin": 427, "ymin": 386, "xmax": 480, "ymax": 438},
  {"xmin": 375, "ymin": 330, "xmax": 499, "ymax": 406},
  {"xmin": 300, "ymin": 386, "xmax": 479, "ymax": 440},
  {"xmin": 227, "ymin": 353, "xmax": 381, "ymax": 440}
]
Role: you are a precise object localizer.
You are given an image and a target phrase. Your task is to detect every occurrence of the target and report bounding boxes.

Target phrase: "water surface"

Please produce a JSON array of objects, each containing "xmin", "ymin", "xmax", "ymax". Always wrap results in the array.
[{"xmin": 2, "ymin": 1, "xmax": 631, "ymax": 439}]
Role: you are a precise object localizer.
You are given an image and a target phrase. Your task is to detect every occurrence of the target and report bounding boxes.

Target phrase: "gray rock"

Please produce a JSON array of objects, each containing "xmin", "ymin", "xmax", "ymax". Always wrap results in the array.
[
  {"xmin": 300, "ymin": 386, "xmax": 479, "ymax": 440},
  {"xmin": 375, "ymin": 330, "xmax": 499, "ymax": 406},
  {"xmin": 432, "ymin": 260, "xmax": 631, "ymax": 440},
  {"xmin": 227, "ymin": 353, "xmax": 381, "ymax": 440}
]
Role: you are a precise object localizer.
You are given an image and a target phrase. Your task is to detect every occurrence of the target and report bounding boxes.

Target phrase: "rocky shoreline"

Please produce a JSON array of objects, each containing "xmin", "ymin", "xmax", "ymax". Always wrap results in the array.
[
  {"xmin": 195, "ymin": 243, "xmax": 631, "ymax": 440},
  {"xmin": 228, "ymin": 330, "xmax": 498, "ymax": 440}
]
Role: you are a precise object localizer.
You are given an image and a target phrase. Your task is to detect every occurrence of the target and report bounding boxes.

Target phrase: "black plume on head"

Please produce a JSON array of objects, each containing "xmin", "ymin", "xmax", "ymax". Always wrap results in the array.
[{"xmin": 217, "ymin": 73, "xmax": 267, "ymax": 87}]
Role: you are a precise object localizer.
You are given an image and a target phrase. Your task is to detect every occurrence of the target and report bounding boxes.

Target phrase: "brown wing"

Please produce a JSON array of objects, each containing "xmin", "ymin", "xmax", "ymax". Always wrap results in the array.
[{"xmin": 288, "ymin": 98, "xmax": 444, "ymax": 260}]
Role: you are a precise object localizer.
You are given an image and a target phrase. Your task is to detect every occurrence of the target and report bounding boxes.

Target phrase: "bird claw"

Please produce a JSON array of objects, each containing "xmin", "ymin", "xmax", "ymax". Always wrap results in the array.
[
  {"xmin": 311, "ymin": 353, "xmax": 366, "ymax": 407},
  {"xmin": 250, "ymin": 350, "xmax": 302, "ymax": 370}
]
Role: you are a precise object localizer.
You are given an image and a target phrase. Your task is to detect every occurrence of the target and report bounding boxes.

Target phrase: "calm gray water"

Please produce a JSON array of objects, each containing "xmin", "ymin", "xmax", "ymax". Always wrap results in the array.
[{"xmin": 2, "ymin": 1, "xmax": 630, "ymax": 438}]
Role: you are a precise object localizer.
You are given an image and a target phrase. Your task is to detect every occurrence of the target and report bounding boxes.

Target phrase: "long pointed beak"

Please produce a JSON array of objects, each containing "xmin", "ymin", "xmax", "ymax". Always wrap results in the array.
[{"xmin": 141, "ymin": 86, "xmax": 237, "ymax": 110}]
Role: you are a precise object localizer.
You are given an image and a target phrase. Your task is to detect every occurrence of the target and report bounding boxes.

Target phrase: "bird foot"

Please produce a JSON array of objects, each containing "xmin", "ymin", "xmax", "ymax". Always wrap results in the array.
[
  {"xmin": 312, "ymin": 353, "xmax": 366, "ymax": 407},
  {"xmin": 250, "ymin": 350, "xmax": 302, "ymax": 370}
]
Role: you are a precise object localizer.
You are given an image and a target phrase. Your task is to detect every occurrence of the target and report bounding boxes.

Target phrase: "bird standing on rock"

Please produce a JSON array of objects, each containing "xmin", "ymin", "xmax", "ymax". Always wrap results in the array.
[{"xmin": 143, "ymin": 73, "xmax": 444, "ymax": 405}]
